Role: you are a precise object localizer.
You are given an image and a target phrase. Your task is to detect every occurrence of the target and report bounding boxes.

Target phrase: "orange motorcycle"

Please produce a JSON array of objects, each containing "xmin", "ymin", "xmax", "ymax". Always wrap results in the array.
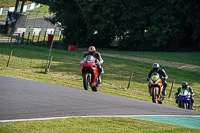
[{"xmin": 149, "ymin": 72, "xmax": 164, "ymax": 104}]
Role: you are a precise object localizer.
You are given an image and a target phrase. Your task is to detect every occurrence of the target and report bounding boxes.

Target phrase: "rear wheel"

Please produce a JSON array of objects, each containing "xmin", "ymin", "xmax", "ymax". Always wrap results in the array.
[
  {"xmin": 83, "ymin": 73, "xmax": 90, "ymax": 90},
  {"xmin": 152, "ymin": 88, "xmax": 157, "ymax": 103},
  {"xmin": 180, "ymin": 101, "xmax": 186, "ymax": 109}
]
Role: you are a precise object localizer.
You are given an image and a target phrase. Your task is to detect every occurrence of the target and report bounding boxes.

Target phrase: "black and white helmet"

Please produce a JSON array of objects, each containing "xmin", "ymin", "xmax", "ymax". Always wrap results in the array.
[
  {"xmin": 152, "ymin": 63, "xmax": 160, "ymax": 72},
  {"xmin": 182, "ymin": 82, "xmax": 188, "ymax": 89}
]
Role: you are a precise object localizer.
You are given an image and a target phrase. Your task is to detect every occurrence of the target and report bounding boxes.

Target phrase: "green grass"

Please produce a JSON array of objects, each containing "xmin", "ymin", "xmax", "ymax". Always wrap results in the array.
[
  {"xmin": 0, "ymin": 5, "xmax": 50, "ymax": 19},
  {"xmin": 0, "ymin": 43, "xmax": 200, "ymax": 132},
  {"xmin": 100, "ymin": 50, "xmax": 200, "ymax": 66},
  {"xmin": 0, "ymin": 34, "xmax": 10, "ymax": 39},
  {"xmin": 0, "ymin": 43, "xmax": 199, "ymax": 112},
  {"xmin": 0, "ymin": 117, "xmax": 199, "ymax": 133},
  {"xmin": 0, "ymin": 0, "xmax": 32, "ymax": 8}
]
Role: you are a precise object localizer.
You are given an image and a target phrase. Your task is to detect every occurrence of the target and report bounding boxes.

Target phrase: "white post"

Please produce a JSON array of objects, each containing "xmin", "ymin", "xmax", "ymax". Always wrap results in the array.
[{"xmin": 45, "ymin": 27, "xmax": 57, "ymax": 72}]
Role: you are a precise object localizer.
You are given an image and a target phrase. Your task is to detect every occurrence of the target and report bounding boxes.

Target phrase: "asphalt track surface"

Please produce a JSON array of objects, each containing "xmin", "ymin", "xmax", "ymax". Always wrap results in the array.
[{"xmin": 0, "ymin": 75, "xmax": 200, "ymax": 121}]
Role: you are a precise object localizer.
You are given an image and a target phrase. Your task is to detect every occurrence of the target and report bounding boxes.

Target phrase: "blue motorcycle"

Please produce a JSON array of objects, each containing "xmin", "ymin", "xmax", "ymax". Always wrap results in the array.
[{"xmin": 177, "ymin": 89, "xmax": 192, "ymax": 109}]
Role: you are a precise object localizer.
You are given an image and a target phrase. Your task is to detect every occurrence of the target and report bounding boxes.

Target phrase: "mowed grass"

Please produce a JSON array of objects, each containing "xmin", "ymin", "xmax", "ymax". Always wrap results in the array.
[
  {"xmin": 0, "ymin": 5, "xmax": 50, "ymax": 19},
  {"xmin": 0, "ymin": 43, "xmax": 200, "ymax": 132},
  {"xmin": 0, "ymin": 43, "xmax": 199, "ymax": 111},
  {"xmin": 100, "ymin": 50, "xmax": 200, "ymax": 65},
  {"xmin": 0, "ymin": 117, "xmax": 199, "ymax": 133}
]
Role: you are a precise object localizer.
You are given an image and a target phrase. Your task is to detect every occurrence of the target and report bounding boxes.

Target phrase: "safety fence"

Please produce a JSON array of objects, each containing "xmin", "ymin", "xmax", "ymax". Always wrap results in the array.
[
  {"xmin": 0, "ymin": 3, "xmax": 41, "ymax": 15},
  {"xmin": 3, "ymin": 28, "xmax": 63, "ymax": 45}
]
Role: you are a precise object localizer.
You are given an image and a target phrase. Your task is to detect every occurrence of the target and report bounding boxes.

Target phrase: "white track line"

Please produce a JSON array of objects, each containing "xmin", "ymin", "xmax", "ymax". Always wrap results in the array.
[{"xmin": 0, "ymin": 115, "xmax": 200, "ymax": 122}]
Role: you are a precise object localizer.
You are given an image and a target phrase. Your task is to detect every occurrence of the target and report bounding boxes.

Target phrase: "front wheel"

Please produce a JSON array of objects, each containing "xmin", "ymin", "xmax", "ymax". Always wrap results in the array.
[
  {"xmin": 158, "ymin": 99, "xmax": 163, "ymax": 104},
  {"xmin": 83, "ymin": 73, "xmax": 90, "ymax": 90},
  {"xmin": 183, "ymin": 102, "xmax": 188, "ymax": 109},
  {"xmin": 92, "ymin": 86, "xmax": 99, "ymax": 92},
  {"xmin": 152, "ymin": 88, "xmax": 157, "ymax": 103}
]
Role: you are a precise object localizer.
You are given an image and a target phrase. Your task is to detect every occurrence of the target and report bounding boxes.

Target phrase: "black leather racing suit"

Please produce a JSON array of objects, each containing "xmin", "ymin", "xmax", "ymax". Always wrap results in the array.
[{"xmin": 147, "ymin": 69, "xmax": 168, "ymax": 95}]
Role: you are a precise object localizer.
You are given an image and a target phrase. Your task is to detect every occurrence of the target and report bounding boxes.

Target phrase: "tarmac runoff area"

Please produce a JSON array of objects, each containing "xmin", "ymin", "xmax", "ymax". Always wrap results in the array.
[{"xmin": 0, "ymin": 115, "xmax": 199, "ymax": 129}]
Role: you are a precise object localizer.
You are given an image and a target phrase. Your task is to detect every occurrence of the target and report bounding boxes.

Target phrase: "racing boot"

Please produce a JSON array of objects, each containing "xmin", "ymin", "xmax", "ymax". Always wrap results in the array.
[
  {"xmin": 98, "ymin": 75, "xmax": 102, "ymax": 83},
  {"xmin": 191, "ymin": 103, "xmax": 194, "ymax": 110},
  {"xmin": 162, "ymin": 87, "xmax": 166, "ymax": 96},
  {"xmin": 97, "ymin": 72, "xmax": 102, "ymax": 84},
  {"xmin": 149, "ymin": 88, "xmax": 151, "ymax": 96},
  {"xmin": 148, "ymin": 84, "xmax": 151, "ymax": 96}
]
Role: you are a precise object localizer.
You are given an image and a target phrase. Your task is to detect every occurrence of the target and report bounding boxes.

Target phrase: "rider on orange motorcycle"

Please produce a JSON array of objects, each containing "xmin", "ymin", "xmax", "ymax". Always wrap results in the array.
[
  {"xmin": 147, "ymin": 63, "xmax": 168, "ymax": 96},
  {"xmin": 84, "ymin": 46, "xmax": 104, "ymax": 83}
]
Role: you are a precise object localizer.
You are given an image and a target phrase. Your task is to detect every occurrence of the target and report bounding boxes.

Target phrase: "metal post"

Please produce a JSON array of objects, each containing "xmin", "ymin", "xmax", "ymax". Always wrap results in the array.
[
  {"xmin": 10, "ymin": 33, "xmax": 14, "ymax": 45},
  {"xmin": 45, "ymin": 27, "xmax": 57, "ymax": 73},
  {"xmin": 46, "ymin": 56, "xmax": 53, "ymax": 72},
  {"xmin": 20, "ymin": 1, "xmax": 26, "ymax": 13},
  {"xmin": 14, "ymin": 0, "xmax": 19, "ymax": 12}
]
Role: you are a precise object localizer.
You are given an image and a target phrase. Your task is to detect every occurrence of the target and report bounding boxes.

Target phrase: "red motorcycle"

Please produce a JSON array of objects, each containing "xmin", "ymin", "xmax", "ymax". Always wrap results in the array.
[{"xmin": 81, "ymin": 55, "xmax": 100, "ymax": 92}]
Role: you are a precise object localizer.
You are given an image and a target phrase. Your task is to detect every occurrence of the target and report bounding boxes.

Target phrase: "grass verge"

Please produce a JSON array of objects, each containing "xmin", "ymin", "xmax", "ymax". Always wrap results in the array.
[
  {"xmin": 0, "ymin": 5, "xmax": 50, "ymax": 19},
  {"xmin": 0, "ymin": 43, "xmax": 200, "ymax": 132},
  {"xmin": 0, "ymin": 117, "xmax": 199, "ymax": 133},
  {"xmin": 100, "ymin": 50, "xmax": 200, "ymax": 66},
  {"xmin": 0, "ymin": 43, "xmax": 199, "ymax": 111}
]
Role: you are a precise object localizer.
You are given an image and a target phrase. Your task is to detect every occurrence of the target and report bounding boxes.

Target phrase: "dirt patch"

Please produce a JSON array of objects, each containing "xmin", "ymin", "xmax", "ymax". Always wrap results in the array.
[{"xmin": 101, "ymin": 53, "xmax": 200, "ymax": 72}]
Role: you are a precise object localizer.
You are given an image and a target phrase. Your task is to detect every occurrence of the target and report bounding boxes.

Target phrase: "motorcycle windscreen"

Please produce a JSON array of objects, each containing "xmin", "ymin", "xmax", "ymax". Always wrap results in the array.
[{"xmin": 85, "ymin": 55, "xmax": 94, "ymax": 62}]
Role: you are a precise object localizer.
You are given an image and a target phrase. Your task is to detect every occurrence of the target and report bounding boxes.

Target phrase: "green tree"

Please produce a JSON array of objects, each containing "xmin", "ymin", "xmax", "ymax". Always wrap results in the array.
[{"xmin": 49, "ymin": 0, "xmax": 200, "ymax": 51}]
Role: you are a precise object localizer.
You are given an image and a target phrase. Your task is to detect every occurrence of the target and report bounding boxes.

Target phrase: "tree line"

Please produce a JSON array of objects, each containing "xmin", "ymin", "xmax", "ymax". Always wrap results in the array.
[{"xmin": 48, "ymin": 0, "xmax": 200, "ymax": 51}]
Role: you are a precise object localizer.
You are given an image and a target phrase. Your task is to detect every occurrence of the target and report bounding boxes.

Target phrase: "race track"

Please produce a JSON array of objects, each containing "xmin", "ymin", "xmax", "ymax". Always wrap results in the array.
[{"xmin": 0, "ymin": 75, "xmax": 200, "ymax": 121}]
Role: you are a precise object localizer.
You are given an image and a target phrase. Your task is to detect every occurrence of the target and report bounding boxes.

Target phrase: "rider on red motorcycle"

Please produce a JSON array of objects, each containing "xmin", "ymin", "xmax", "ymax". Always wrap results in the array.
[
  {"xmin": 147, "ymin": 63, "xmax": 168, "ymax": 96},
  {"xmin": 175, "ymin": 82, "xmax": 195, "ymax": 109},
  {"xmin": 84, "ymin": 46, "xmax": 103, "ymax": 83}
]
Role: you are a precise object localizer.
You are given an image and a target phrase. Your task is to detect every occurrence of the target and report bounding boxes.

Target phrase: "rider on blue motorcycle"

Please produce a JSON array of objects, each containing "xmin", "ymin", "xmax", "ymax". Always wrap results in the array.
[{"xmin": 175, "ymin": 82, "xmax": 195, "ymax": 109}]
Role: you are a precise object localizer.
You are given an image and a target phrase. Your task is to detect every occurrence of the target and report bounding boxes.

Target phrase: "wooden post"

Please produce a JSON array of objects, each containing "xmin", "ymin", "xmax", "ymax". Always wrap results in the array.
[
  {"xmin": 127, "ymin": 71, "xmax": 133, "ymax": 89},
  {"xmin": 43, "ymin": 31, "xmax": 47, "ymax": 43},
  {"xmin": 27, "ymin": 32, "xmax": 30, "ymax": 44},
  {"xmin": 32, "ymin": 32, "xmax": 35, "ymax": 44},
  {"xmin": 37, "ymin": 31, "xmax": 41, "ymax": 44},
  {"xmin": 168, "ymin": 80, "xmax": 175, "ymax": 98},
  {"xmin": 7, "ymin": 50, "xmax": 13, "ymax": 67},
  {"xmin": 21, "ymin": 32, "xmax": 24, "ymax": 44},
  {"xmin": 30, "ymin": 58, "xmax": 32, "ymax": 68}
]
